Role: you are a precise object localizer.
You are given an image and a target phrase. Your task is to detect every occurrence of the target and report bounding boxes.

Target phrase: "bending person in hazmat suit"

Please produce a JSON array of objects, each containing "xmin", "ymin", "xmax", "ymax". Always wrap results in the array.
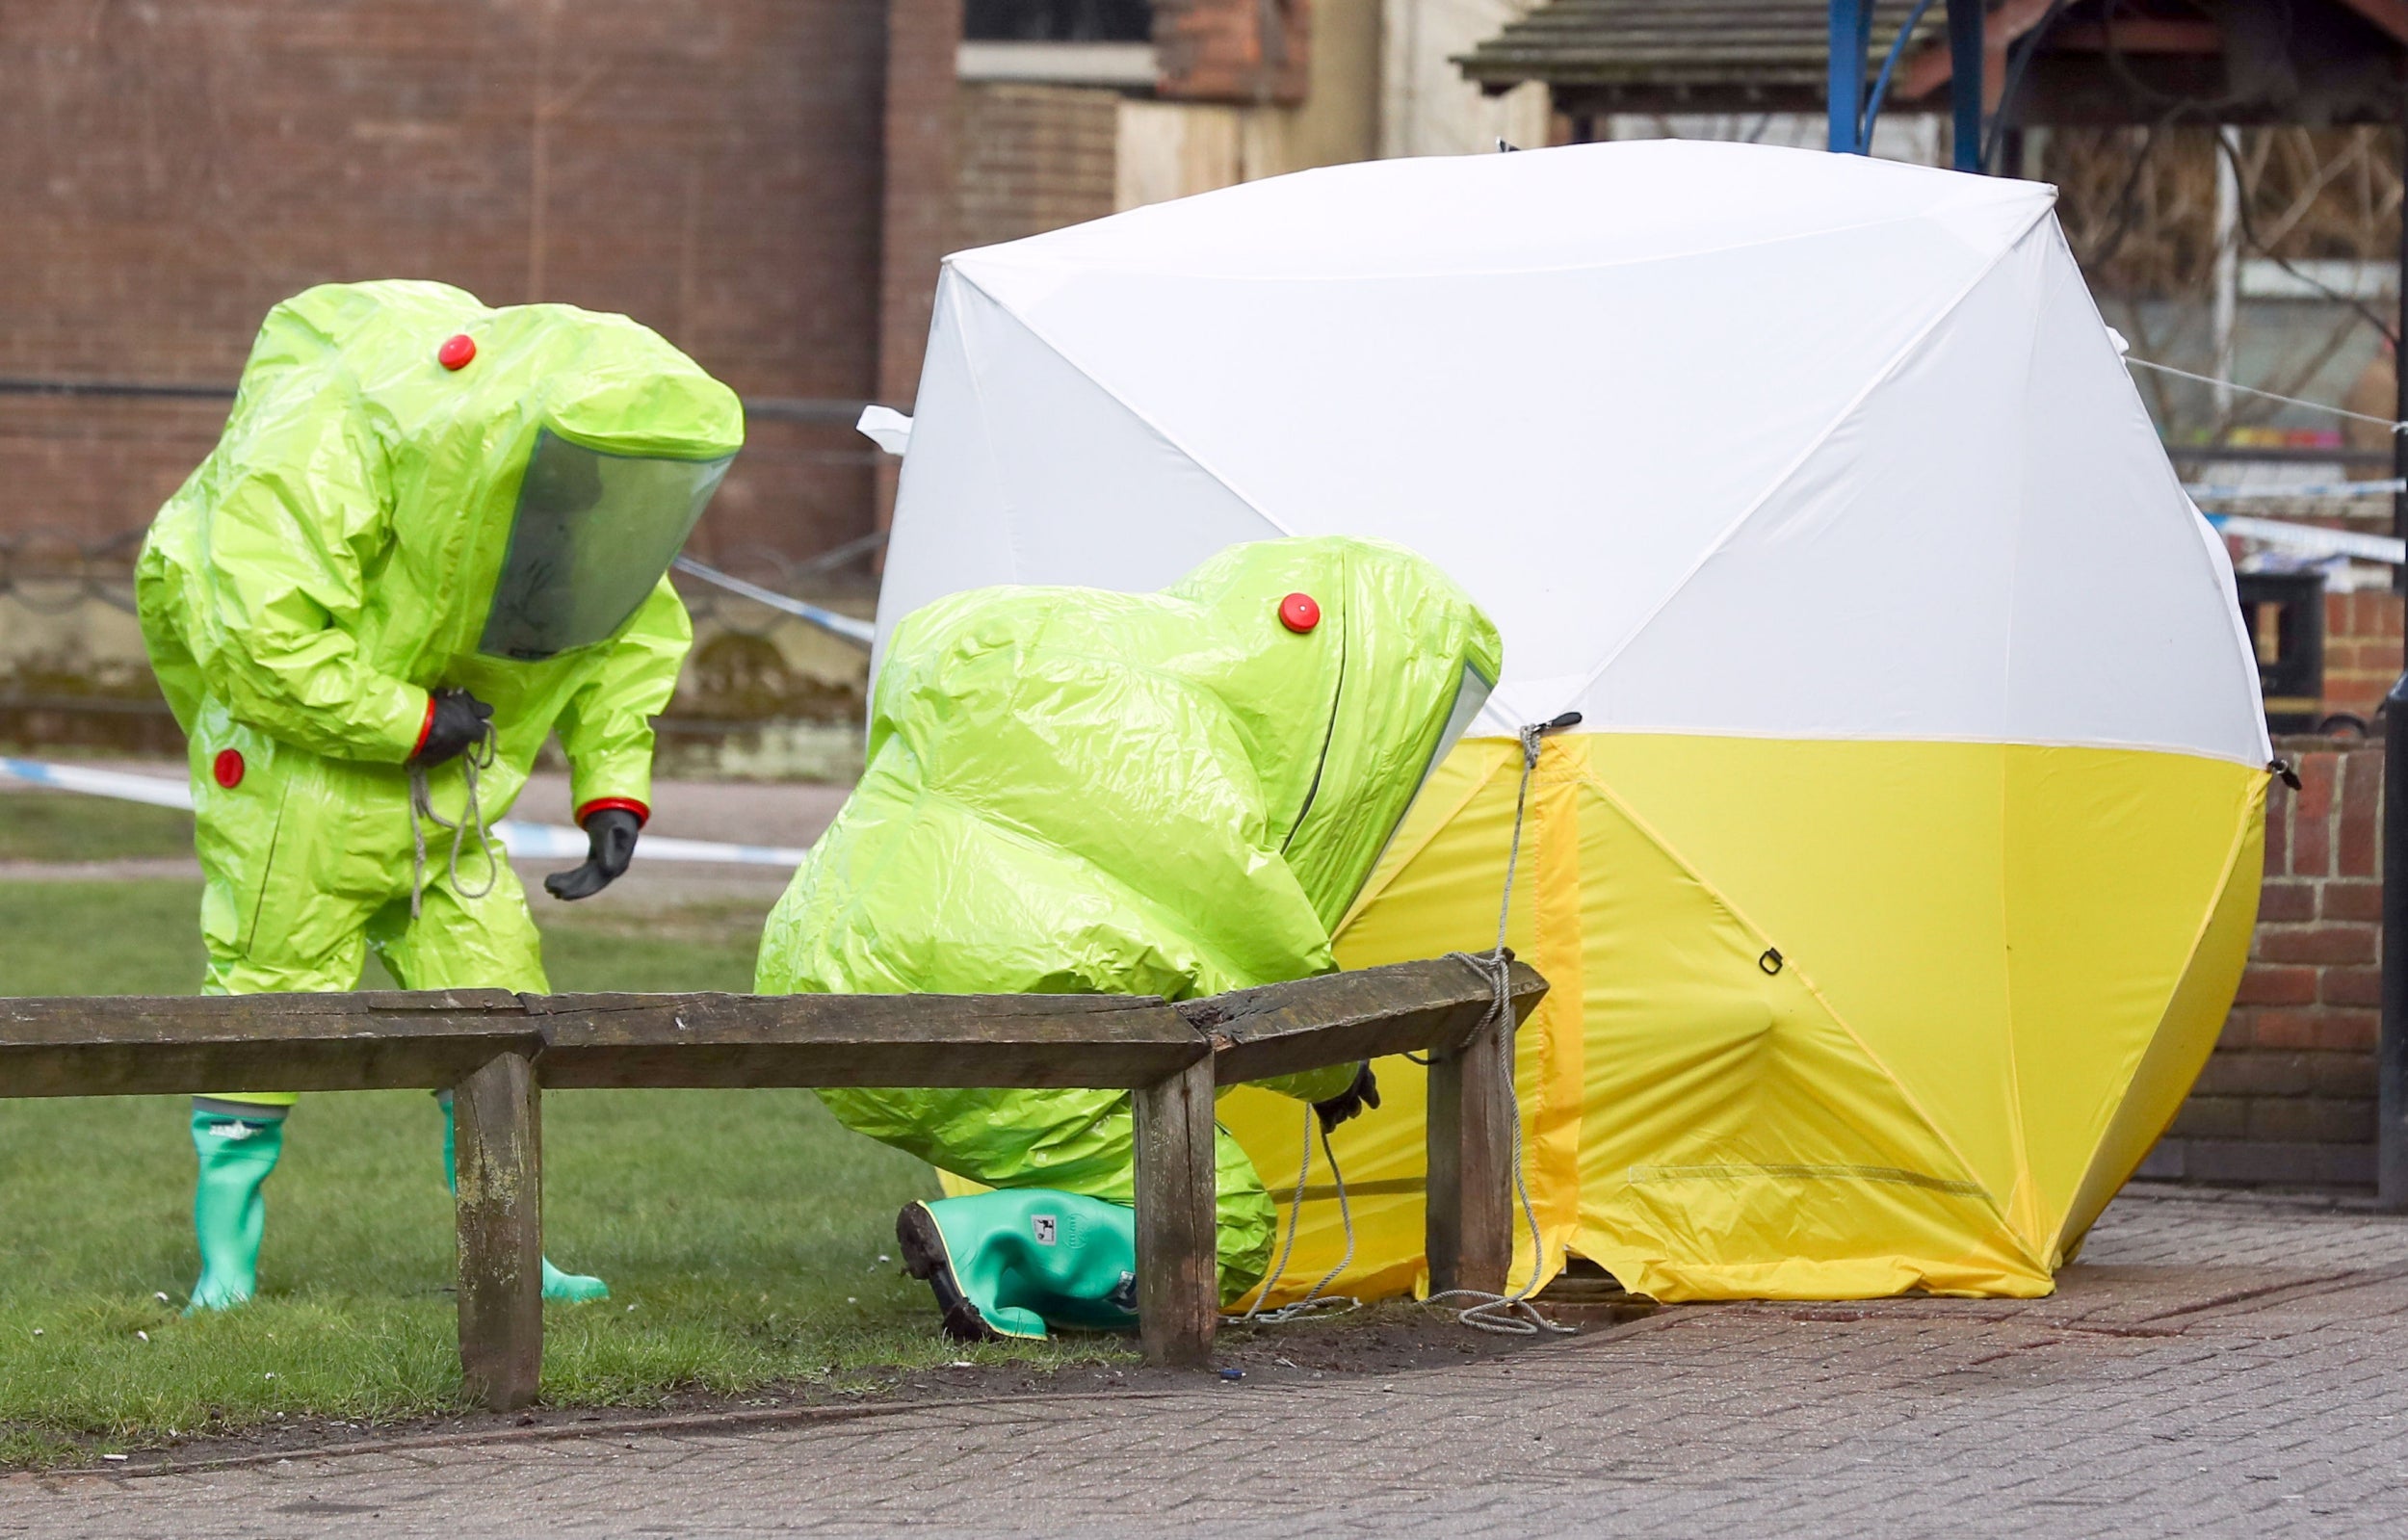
[
  {"xmin": 137, "ymin": 280, "xmax": 742, "ymax": 1311},
  {"xmin": 757, "ymin": 536, "xmax": 1499, "ymax": 1339}
]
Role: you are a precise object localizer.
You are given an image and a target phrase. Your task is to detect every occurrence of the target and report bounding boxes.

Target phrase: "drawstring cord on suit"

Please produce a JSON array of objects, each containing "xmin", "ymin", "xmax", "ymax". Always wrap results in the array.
[{"xmin": 407, "ymin": 720, "xmax": 500, "ymax": 919}]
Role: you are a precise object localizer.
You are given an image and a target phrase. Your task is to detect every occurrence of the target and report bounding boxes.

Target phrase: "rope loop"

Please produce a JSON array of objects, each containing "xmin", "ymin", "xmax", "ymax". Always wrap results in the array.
[
  {"xmin": 407, "ymin": 720, "xmax": 501, "ymax": 919},
  {"xmin": 1226, "ymin": 1102, "xmax": 1363, "ymax": 1327}
]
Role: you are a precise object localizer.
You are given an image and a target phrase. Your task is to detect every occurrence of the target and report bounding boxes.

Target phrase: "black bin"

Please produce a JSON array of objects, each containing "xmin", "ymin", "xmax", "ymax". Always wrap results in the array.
[{"xmin": 2236, "ymin": 571, "xmax": 2326, "ymax": 734}]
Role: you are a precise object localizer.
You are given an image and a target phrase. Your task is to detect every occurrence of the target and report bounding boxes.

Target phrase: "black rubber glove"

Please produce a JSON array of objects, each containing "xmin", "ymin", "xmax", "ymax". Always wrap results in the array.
[
  {"xmin": 412, "ymin": 688, "xmax": 495, "ymax": 769},
  {"xmin": 1312, "ymin": 1062, "xmax": 1381, "ymax": 1134},
  {"xmin": 544, "ymin": 808, "xmax": 641, "ymax": 901}
]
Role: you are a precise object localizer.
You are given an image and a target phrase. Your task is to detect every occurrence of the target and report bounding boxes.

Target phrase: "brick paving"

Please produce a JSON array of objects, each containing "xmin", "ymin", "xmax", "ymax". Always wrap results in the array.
[{"xmin": 9, "ymin": 1183, "xmax": 2406, "ymax": 1537}]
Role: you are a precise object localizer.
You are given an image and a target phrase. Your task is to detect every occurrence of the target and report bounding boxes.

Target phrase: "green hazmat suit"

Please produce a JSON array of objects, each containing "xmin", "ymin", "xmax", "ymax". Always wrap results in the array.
[
  {"xmin": 756, "ymin": 536, "xmax": 1502, "ymax": 1309},
  {"xmin": 136, "ymin": 278, "xmax": 742, "ymax": 1304}
]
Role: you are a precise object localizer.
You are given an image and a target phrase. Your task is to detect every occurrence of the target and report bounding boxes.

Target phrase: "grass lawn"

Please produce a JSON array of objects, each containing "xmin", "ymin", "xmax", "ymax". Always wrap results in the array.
[
  {"xmin": 0, "ymin": 790, "xmax": 195, "ymax": 863},
  {"xmin": 0, "ymin": 876, "xmax": 1112, "ymax": 1465}
]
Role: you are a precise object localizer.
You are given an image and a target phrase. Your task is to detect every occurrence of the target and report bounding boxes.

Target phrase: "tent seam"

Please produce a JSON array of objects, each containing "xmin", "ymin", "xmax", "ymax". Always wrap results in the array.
[
  {"xmin": 1559, "ymin": 198, "xmax": 2059, "ymax": 716},
  {"xmin": 951, "ymin": 267, "xmax": 1299, "ymax": 540},
  {"xmin": 1574, "ymin": 757, "xmax": 2035, "ymax": 1264},
  {"xmin": 1994, "ymin": 237, "xmax": 2052, "ymax": 1260},
  {"xmin": 954, "ymin": 202, "xmax": 2051, "ymax": 289}
]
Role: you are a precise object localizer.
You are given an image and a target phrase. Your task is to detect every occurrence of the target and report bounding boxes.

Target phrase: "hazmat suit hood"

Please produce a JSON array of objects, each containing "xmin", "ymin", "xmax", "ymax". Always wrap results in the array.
[
  {"xmin": 342, "ymin": 285, "xmax": 745, "ymax": 665},
  {"xmin": 139, "ymin": 280, "xmax": 741, "ymax": 905},
  {"xmin": 1157, "ymin": 539, "xmax": 1502, "ymax": 930},
  {"xmin": 761, "ymin": 535, "xmax": 1501, "ymax": 1004},
  {"xmin": 140, "ymin": 279, "xmax": 740, "ymax": 763}
]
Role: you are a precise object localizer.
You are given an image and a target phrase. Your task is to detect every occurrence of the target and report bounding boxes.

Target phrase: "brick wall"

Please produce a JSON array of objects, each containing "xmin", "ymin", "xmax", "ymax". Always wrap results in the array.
[
  {"xmin": 956, "ymin": 86, "xmax": 1121, "ymax": 252},
  {"xmin": 2317, "ymin": 590, "xmax": 2403, "ymax": 724},
  {"xmin": 880, "ymin": 0, "xmax": 965, "ymax": 414},
  {"xmin": 0, "ymin": 0, "xmax": 929, "ymax": 570},
  {"xmin": 1155, "ymin": 0, "xmax": 1310, "ymax": 105},
  {"xmin": 2149, "ymin": 738, "xmax": 2384, "ymax": 1186}
]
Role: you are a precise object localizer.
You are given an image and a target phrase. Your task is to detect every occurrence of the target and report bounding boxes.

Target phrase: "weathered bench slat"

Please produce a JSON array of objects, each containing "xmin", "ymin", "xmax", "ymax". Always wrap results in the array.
[
  {"xmin": 533, "ymin": 993, "xmax": 1207, "ymax": 1090},
  {"xmin": 0, "ymin": 992, "xmax": 1205, "ymax": 1097},
  {"xmin": 1183, "ymin": 957, "xmax": 1548, "ymax": 1085},
  {"xmin": 0, "ymin": 1037, "xmax": 547, "ymax": 1099}
]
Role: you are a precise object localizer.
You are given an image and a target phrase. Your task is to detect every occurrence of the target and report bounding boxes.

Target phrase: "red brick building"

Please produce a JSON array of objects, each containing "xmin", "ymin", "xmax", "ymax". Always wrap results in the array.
[{"xmin": 0, "ymin": 0, "xmax": 961, "ymax": 574}]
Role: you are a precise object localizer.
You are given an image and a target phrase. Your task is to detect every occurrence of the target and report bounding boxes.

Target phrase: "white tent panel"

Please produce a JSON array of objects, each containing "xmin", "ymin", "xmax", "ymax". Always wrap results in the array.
[
  {"xmin": 955, "ymin": 209, "xmax": 2032, "ymax": 704},
  {"xmin": 2002, "ymin": 227, "xmax": 2269, "ymax": 764},
  {"xmin": 1585, "ymin": 220, "xmax": 2041, "ymax": 742},
  {"xmin": 875, "ymin": 274, "xmax": 1281, "ymax": 665},
  {"xmin": 1582, "ymin": 212, "xmax": 2265, "ymax": 765},
  {"xmin": 880, "ymin": 142, "xmax": 2263, "ymax": 764}
]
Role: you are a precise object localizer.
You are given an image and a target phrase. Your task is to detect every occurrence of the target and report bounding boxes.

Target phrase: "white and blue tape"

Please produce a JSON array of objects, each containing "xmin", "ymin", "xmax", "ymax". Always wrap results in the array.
[{"xmin": 0, "ymin": 757, "xmax": 810, "ymax": 869}]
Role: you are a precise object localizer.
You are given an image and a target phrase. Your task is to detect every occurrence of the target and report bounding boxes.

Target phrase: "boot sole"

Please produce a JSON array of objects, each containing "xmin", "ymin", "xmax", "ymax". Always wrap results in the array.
[{"xmin": 896, "ymin": 1203, "xmax": 1005, "ymax": 1344}]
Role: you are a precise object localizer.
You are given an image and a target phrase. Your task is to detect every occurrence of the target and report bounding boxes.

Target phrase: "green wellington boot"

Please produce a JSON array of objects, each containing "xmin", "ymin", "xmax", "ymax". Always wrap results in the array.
[
  {"xmin": 897, "ymin": 1189, "xmax": 1139, "ymax": 1342},
  {"xmin": 188, "ymin": 1108, "xmax": 285, "ymax": 1313},
  {"xmin": 440, "ymin": 1096, "xmax": 610, "ymax": 1303}
]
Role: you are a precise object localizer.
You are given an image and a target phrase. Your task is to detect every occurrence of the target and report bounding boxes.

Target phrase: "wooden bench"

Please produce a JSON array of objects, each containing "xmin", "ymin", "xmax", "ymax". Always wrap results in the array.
[{"xmin": 0, "ymin": 955, "xmax": 1545, "ymax": 1409}]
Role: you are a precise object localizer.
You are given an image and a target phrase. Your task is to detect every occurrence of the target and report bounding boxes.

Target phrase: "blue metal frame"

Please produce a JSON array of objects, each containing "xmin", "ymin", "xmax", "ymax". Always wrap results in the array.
[
  {"xmin": 1862, "ymin": 0, "xmax": 1941, "ymax": 144},
  {"xmin": 1826, "ymin": 0, "xmax": 1874, "ymax": 153},
  {"xmin": 1830, "ymin": 0, "xmax": 1988, "ymax": 172}
]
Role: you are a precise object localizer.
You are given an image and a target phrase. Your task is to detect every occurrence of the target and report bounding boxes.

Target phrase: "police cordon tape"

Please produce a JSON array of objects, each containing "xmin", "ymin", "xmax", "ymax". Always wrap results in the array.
[
  {"xmin": 0, "ymin": 757, "xmax": 813, "ymax": 869},
  {"xmin": 670, "ymin": 556, "xmax": 876, "ymax": 647},
  {"xmin": 2185, "ymin": 479, "xmax": 2406, "ymax": 500},
  {"xmin": 2205, "ymin": 514, "xmax": 2408, "ymax": 567}
]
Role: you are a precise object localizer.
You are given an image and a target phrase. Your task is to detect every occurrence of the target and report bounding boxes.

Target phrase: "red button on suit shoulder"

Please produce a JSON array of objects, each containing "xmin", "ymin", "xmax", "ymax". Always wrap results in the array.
[
  {"xmin": 212, "ymin": 748, "xmax": 245, "ymax": 789},
  {"xmin": 1278, "ymin": 592, "xmax": 1321, "ymax": 633},
  {"xmin": 437, "ymin": 333, "xmax": 477, "ymax": 371}
]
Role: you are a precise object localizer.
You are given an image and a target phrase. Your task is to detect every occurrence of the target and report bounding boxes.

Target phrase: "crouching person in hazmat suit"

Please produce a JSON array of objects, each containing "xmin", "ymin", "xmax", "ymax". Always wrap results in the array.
[
  {"xmin": 136, "ymin": 280, "xmax": 742, "ymax": 1312},
  {"xmin": 756, "ymin": 537, "xmax": 1500, "ymax": 1339}
]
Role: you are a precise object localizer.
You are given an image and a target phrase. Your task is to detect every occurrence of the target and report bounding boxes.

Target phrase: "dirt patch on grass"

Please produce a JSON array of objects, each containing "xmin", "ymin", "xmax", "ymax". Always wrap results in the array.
[{"xmin": 27, "ymin": 1298, "xmax": 1658, "ymax": 1476}]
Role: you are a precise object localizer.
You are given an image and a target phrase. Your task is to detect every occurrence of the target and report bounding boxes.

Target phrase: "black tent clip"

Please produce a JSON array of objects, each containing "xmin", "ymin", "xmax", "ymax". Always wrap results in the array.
[
  {"xmin": 1759, "ymin": 948, "xmax": 1784, "ymax": 976},
  {"xmin": 2268, "ymin": 758, "xmax": 2301, "ymax": 791}
]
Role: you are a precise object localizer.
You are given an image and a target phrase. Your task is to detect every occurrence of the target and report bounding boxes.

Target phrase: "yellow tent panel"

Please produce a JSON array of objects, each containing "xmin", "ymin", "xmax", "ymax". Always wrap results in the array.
[{"xmin": 1225, "ymin": 733, "xmax": 2264, "ymax": 1304}]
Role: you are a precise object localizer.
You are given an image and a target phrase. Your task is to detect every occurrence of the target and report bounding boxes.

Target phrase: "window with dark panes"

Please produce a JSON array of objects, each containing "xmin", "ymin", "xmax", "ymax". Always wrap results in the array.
[{"xmin": 962, "ymin": 0, "xmax": 1153, "ymax": 42}]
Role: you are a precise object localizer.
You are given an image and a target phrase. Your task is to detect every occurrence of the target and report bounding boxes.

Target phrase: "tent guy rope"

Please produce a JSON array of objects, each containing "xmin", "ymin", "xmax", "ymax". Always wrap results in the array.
[
  {"xmin": 2124, "ymin": 354, "xmax": 2408, "ymax": 434},
  {"xmin": 1426, "ymin": 713, "xmax": 1581, "ymax": 1338}
]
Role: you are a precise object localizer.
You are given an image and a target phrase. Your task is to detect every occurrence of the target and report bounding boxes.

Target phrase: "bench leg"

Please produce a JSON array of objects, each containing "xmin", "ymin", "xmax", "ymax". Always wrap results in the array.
[
  {"xmin": 454, "ymin": 1050, "xmax": 542, "ymax": 1411},
  {"xmin": 1132, "ymin": 1056, "xmax": 1217, "ymax": 1367},
  {"xmin": 1426, "ymin": 1005, "xmax": 1513, "ymax": 1296}
]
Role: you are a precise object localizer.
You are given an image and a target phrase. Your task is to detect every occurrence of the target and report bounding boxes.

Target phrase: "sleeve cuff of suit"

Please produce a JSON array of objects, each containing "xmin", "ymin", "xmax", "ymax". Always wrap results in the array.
[
  {"xmin": 364, "ymin": 684, "xmax": 433, "ymax": 763},
  {"xmin": 576, "ymin": 796, "xmax": 650, "ymax": 827}
]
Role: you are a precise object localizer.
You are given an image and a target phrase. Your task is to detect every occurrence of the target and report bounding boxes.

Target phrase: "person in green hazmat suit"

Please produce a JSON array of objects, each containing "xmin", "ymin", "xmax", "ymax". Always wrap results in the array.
[
  {"xmin": 756, "ymin": 536, "xmax": 1500, "ymax": 1340},
  {"xmin": 135, "ymin": 279, "xmax": 742, "ymax": 1312}
]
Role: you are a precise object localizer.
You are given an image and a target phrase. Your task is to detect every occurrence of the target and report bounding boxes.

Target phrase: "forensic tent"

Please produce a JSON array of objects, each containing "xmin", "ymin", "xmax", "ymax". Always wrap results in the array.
[{"xmin": 873, "ymin": 140, "xmax": 2273, "ymax": 1302}]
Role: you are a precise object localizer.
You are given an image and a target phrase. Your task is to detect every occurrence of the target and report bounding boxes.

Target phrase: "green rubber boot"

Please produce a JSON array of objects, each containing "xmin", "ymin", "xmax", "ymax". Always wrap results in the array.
[
  {"xmin": 897, "ymin": 1190, "xmax": 1139, "ymax": 1342},
  {"xmin": 187, "ymin": 1108, "xmax": 285, "ymax": 1313},
  {"xmin": 440, "ymin": 1096, "xmax": 610, "ymax": 1303}
]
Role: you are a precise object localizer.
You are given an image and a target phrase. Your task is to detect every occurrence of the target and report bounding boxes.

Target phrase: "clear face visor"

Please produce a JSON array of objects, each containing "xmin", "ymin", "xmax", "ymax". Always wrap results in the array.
[
  {"xmin": 1420, "ymin": 662, "xmax": 1496, "ymax": 796},
  {"xmin": 479, "ymin": 430, "xmax": 734, "ymax": 662},
  {"xmin": 1374, "ymin": 660, "xmax": 1496, "ymax": 861}
]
